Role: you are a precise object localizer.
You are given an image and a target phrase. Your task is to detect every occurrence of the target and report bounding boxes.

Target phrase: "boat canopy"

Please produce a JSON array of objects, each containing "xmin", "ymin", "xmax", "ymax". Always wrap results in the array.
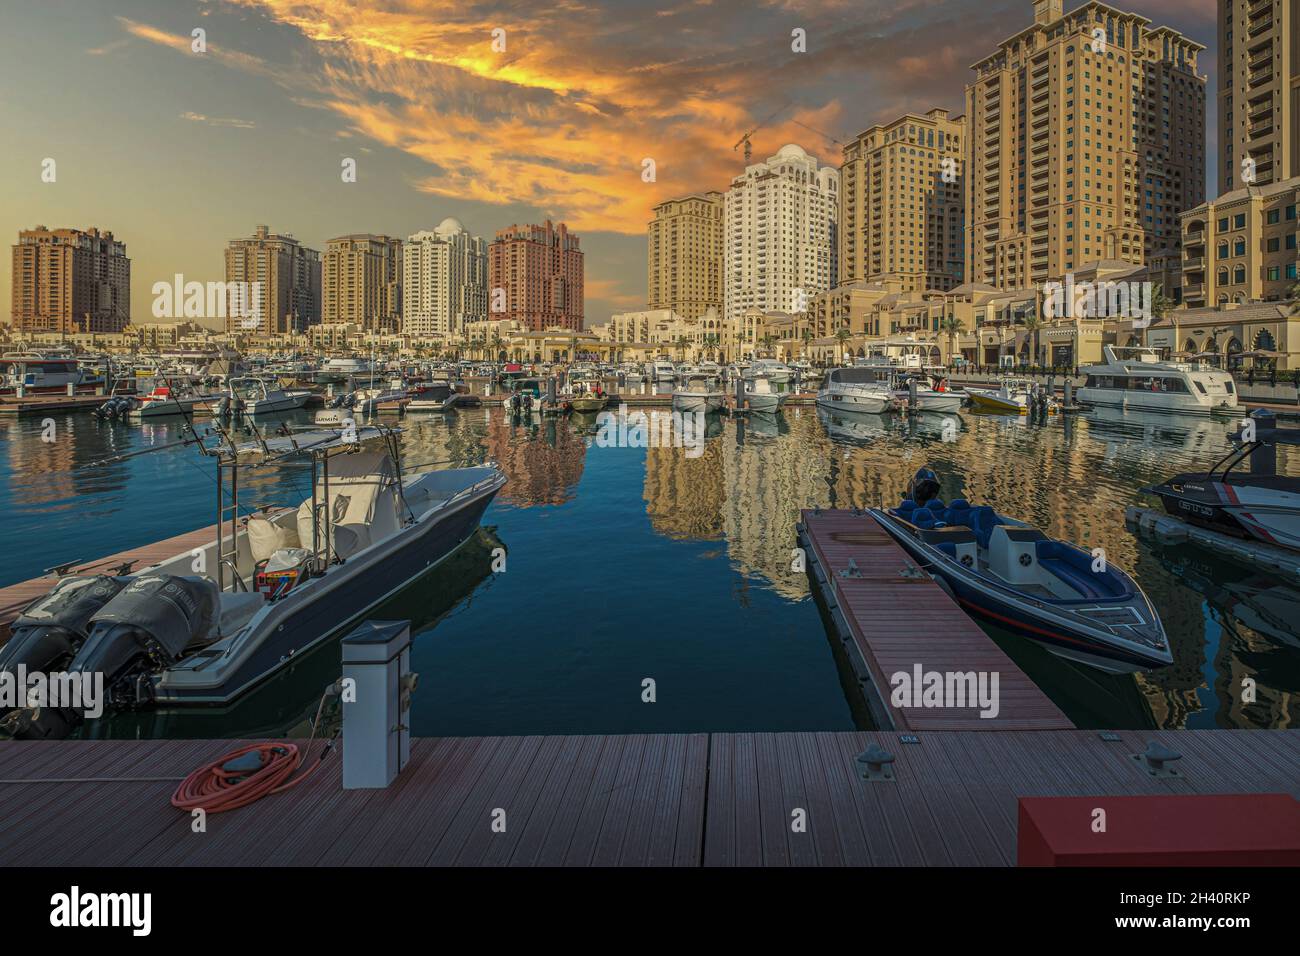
[{"xmin": 829, "ymin": 367, "xmax": 880, "ymax": 384}]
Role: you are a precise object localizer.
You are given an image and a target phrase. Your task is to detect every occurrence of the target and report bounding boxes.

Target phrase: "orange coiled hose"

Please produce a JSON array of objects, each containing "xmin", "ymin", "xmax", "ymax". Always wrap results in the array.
[{"xmin": 171, "ymin": 741, "xmax": 321, "ymax": 814}]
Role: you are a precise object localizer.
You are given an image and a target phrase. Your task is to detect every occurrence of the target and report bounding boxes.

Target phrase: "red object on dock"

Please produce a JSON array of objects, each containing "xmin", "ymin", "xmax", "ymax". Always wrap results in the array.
[{"xmin": 1017, "ymin": 793, "xmax": 1300, "ymax": 866}]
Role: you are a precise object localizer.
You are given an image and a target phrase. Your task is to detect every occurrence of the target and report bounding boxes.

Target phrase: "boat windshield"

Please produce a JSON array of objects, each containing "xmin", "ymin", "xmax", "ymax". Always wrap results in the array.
[{"xmin": 830, "ymin": 367, "xmax": 881, "ymax": 385}]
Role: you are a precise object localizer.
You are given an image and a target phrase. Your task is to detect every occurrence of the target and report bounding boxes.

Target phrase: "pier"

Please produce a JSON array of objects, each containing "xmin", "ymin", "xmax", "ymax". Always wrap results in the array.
[
  {"xmin": 0, "ymin": 394, "xmax": 111, "ymax": 416},
  {"xmin": 798, "ymin": 507, "xmax": 1073, "ymax": 732},
  {"xmin": 0, "ymin": 729, "xmax": 1295, "ymax": 866}
]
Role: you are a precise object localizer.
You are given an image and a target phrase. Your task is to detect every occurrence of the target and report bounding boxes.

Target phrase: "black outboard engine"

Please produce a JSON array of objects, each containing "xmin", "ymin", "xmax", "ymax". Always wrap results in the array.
[
  {"xmin": 907, "ymin": 466, "xmax": 941, "ymax": 507},
  {"xmin": 0, "ymin": 575, "xmax": 127, "ymax": 717},
  {"xmin": 7, "ymin": 575, "xmax": 218, "ymax": 739}
]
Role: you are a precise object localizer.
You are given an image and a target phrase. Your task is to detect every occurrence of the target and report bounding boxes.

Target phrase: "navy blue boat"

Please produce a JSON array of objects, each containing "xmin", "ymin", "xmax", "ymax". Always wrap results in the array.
[{"xmin": 869, "ymin": 468, "xmax": 1171, "ymax": 674}]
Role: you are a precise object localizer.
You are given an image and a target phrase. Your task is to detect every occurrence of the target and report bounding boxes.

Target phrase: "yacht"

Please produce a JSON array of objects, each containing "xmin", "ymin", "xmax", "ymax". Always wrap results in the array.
[
  {"xmin": 890, "ymin": 374, "xmax": 964, "ymax": 414},
  {"xmin": 744, "ymin": 376, "xmax": 785, "ymax": 413},
  {"xmin": 1079, "ymin": 346, "xmax": 1239, "ymax": 414},
  {"xmin": 0, "ymin": 430, "xmax": 506, "ymax": 733},
  {"xmin": 1, "ymin": 352, "xmax": 100, "ymax": 395},
  {"xmin": 816, "ymin": 366, "xmax": 895, "ymax": 413},
  {"xmin": 315, "ymin": 356, "xmax": 377, "ymax": 383}
]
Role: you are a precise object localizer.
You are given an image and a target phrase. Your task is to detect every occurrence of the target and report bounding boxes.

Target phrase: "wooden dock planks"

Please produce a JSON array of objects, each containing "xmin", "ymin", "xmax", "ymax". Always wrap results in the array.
[
  {"xmin": 798, "ymin": 508, "xmax": 1073, "ymax": 732},
  {"xmin": 1, "ymin": 730, "xmax": 1294, "ymax": 866}
]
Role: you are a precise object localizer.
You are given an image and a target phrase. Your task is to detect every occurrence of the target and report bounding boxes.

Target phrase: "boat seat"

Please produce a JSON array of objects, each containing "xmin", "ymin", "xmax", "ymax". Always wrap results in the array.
[
  {"xmin": 1036, "ymin": 541, "xmax": 1131, "ymax": 601},
  {"xmin": 918, "ymin": 526, "xmax": 976, "ymax": 546},
  {"xmin": 967, "ymin": 506, "xmax": 1003, "ymax": 549},
  {"xmin": 246, "ymin": 515, "xmax": 301, "ymax": 563}
]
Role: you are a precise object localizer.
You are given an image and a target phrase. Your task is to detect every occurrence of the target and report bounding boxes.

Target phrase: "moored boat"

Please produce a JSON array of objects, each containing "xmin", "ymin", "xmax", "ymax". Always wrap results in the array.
[
  {"xmin": 869, "ymin": 468, "xmax": 1172, "ymax": 674},
  {"xmin": 816, "ymin": 366, "xmax": 895, "ymax": 413}
]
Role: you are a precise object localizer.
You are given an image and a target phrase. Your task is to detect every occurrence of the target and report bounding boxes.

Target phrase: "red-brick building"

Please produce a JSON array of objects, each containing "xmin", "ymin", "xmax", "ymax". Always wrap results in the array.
[{"xmin": 488, "ymin": 220, "xmax": 584, "ymax": 331}]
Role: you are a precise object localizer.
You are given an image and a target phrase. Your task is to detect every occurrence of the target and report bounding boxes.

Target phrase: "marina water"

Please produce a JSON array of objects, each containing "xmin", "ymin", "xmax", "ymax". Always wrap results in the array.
[{"xmin": 1, "ymin": 404, "xmax": 1296, "ymax": 738}]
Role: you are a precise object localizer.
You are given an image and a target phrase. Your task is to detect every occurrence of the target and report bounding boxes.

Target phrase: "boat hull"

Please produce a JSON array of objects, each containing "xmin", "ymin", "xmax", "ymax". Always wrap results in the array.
[
  {"xmin": 967, "ymin": 391, "xmax": 1026, "ymax": 414},
  {"xmin": 816, "ymin": 390, "xmax": 891, "ymax": 413},
  {"xmin": 153, "ymin": 475, "xmax": 503, "ymax": 705},
  {"xmin": 1147, "ymin": 475, "xmax": 1300, "ymax": 552}
]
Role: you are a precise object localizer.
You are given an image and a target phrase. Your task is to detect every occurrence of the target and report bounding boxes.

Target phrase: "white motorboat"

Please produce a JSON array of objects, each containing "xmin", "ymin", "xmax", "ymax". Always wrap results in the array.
[
  {"xmin": 816, "ymin": 367, "xmax": 895, "ymax": 413},
  {"xmin": 1, "ymin": 352, "xmax": 101, "ymax": 395},
  {"xmin": 649, "ymin": 359, "xmax": 677, "ymax": 383},
  {"xmin": 891, "ymin": 375, "xmax": 964, "ymax": 414},
  {"xmin": 0, "ymin": 428, "xmax": 506, "ymax": 733},
  {"xmin": 1080, "ymin": 345, "xmax": 1239, "ymax": 415},
  {"xmin": 225, "ymin": 376, "xmax": 312, "ymax": 416},
  {"xmin": 127, "ymin": 382, "xmax": 224, "ymax": 420},
  {"xmin": 745, "ymin": 358, "xmax": 792, "ymax": 385},
  {"xmin": 672, "ymin": 388, "xmax": 725, "ymax": 413},
  {"xmin": 744, "ymin": 376, "xmax": 786, "ymax": 413}
]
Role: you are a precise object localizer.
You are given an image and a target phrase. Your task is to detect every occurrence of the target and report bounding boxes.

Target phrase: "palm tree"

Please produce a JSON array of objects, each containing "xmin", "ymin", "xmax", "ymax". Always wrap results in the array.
[
  {"xmin": 1150, "ymin": 283, "xmax": 1174, "ymax": 323},
  {"xmin": 801, "ymin": 327, "xmax": 813, "ymax": 359},
  {"xmin": 760, "ymin": 333, "xmax": 775, "ymax": 358},
  {"xmin": 939, "ymin": 315, "xmax": 963, "ymax": 368},
  {"xmin": 674, "ymin": 335, "xmax": 689, "ymax": 363},
  {"xmin": 1286, "ymin": 281, "xmax": 1300, "ymax": 315},
  {"xmin": 834, "ymin": 327, "xmax": 852, "ymax": 365}
]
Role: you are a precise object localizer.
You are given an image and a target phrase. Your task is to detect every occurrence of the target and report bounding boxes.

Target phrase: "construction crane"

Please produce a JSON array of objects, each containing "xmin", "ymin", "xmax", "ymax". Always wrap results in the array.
[{"xmin": 732, "ymin": 102, "xmax": 845, "ymax": 164}]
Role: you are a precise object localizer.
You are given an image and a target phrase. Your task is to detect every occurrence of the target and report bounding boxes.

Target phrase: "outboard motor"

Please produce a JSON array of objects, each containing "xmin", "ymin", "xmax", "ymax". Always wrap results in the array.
[
  {"xmin": 0, "ymin": 575, "xmax": 127, "ymax": 718},
  {"xmin": 7, "ymin": 575, "xmax": 218, "ymax": 739},
  {"xmin": 907, "ymin": 466, "xmax": 941, "ymax": 508}
]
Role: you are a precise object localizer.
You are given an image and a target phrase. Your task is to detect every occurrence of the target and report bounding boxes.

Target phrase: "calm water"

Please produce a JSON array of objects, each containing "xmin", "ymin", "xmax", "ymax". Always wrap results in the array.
[{"xmin": 1, "ymin": 401, "xmax": 1296, "ymax": 738}]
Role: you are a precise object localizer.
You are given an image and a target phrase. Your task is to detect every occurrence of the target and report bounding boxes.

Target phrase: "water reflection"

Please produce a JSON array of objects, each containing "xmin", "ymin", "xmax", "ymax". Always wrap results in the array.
[{"xmin": 1, "ymin": 402, "xmax": 1296, "ymax": 732}]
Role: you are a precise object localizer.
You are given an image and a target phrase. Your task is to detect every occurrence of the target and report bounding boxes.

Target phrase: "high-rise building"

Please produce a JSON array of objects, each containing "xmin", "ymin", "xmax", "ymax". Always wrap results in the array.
[
  {"xmin": 223, "ymin": 225, "xmax": 320, "ymax": 334},
  {"xmin": 840, "ymin": 109, "xmax": 967, "ymax": 292},
  {"xmin": 1220, "ymin": 0, "xmax": 1299, "ymax": 192},
  {"xmin": 10, "ymin": 226, "xmax": 130, "ymax": 334},
  {"xmin": 965, "ymin": 0, "xmax": 1207, "ymax": 289},
  {"xmin": 1180, "ymin": 177, "xmax": 1300, "ymax": 307},
  {"xmin": 402, "ymin": 218, "xmax": 488, "ymax": 339},
  {"xmin": 647, "ymin": 192, "xmax": 723, "ymax": 320},
  {"xmin": 724, "ymin": 143, "xmax": 839, "ymax": 325},
  {"xmin": 489, "ymin": 220, "xmax": 584, "ymax": 331},
  {"xmin": 322, "ymin": 234, "xmax": 402, "ymax": 333}
]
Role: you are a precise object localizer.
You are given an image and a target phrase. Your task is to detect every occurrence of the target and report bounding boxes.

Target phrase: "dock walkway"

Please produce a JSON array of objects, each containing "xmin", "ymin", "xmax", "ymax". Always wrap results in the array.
[
  {"xmin": 0, "ymin": 730, "xmax": 1295, "ymax": 866},
  {"xmin": 798, "ymin": 508, "xmax": 1073, "ymax": 732}
]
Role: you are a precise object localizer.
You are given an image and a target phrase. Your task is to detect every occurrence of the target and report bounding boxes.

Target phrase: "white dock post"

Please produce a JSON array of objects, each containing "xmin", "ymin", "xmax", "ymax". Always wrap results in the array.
[{"xmin": 341, "ymin": 620, "xmax": 414, "ymax": 789}]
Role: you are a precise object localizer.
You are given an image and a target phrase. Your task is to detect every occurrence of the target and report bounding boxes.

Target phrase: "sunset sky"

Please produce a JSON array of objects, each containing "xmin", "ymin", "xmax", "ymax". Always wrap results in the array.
[{"xmin": 1, "ymin": 0, "xmax": 1218, "ymax": 328}]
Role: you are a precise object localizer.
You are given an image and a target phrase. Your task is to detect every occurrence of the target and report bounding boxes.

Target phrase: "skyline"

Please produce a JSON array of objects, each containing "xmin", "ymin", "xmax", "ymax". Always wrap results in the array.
[{"xmin": 1, "ymin": 0, "xmax": 1220, "ymax": 329}]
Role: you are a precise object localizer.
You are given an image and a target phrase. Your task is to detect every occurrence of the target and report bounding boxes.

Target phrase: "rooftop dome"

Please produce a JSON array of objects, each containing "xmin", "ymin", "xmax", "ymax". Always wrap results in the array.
[
  {"xmin": 773, "ymin": 143, "xmax": 809, "ymax": 160},
  {"xmin": 435, "ymin": 216, "xmax": 465, "ymax": 234}
]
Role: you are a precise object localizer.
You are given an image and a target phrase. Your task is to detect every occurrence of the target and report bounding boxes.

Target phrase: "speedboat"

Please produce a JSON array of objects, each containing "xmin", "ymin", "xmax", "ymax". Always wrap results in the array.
[
  {"xmin": 1143, "ymin": 418, "xmax": 1300, "ymax": 552},
  {"xmin": 0, "ymin": 428, "xmax": 506, "ymax": 736},
  {"xmin": 224, "ymin": 376, "xmax": 312, "ymax": 416},
  {"xmin": 967, "ymin": 378, "xmax": 1055, "ymax": 416},
  {"xmin": 127, "ymin": 383, "xmax": 224, "ymax": 420},
  {"xmin": 891, "ymin": 374, "xmax": 964, "ymax": 414},
  {"xmin": 816, "ymin": 366, "xmax": 895, "ymax": 413},
  {"xmin": 1080, "ymin": 345, "xmax": 1238, "ymax": 415},
  {"xmin": 870, "ymin": 467, "xmax": 1172, "ymax": 674},
  {"xmin": 649, "ymin": 359, "xmax": 677, "ymax": 383},
  {"xmin": 672, "ymin": 387, "xmax": 725, "ymax": 413}
]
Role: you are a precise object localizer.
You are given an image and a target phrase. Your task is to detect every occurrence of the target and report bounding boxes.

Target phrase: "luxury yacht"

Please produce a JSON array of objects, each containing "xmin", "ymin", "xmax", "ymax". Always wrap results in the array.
[
  {"xmin": 1079, "ymin": 346, "xmax": 1239, "ymax": 414},
  {"xmin": 816, "ymin": 366, "xmax": 894, "ymax": 413}
]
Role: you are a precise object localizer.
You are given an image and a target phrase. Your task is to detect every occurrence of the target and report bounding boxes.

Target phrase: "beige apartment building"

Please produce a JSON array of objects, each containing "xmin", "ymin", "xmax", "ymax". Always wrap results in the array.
[
  {"xmin": 223, "ymin": 225, "xmax": 321, "ymax": 335},
  {"xmin": 840, "ymin": 109, "xmax": 967, "ymax": 292},
  {"xmin": 322, "ymin": 234, "xmax": 402, "ymax": 333},
  {"xmin": 965, "ymin": 0, "xmax": 1206, "ymax": 289},
  {"xmin": 403, "ymin": 219, "xmax": 488, "ymax": 340},
  {"xmin": 10, "ymin": 226, "xmax": 130, "ymax": 334},
  {"xmin": 647, "ymin": 192, "xmax": 723, "ymax": 321},
  {"xmin": 724, "ymin": 144, "xmax": 838, "ymax": 325},
  {"xmin": 1219, "ymin": 0, "xmax": 1298, "ymax": 192},
  {"xmin": 1181, "ymin": 176, "xmax": 1300, "ymax": 306}
]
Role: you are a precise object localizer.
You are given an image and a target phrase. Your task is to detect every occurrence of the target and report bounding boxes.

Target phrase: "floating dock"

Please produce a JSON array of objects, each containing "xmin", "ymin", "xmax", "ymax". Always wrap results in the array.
[
  {"xmin": 1126, "ymin": 505, "xmax": 1300, "ymax": 580},
  {"xmin": 797, "ymin": 508, "xmax": 1073, "ymax": 732},
  {"xmin": 0, "ymin": 394, "xmax": 111, "ymax": 416},
  {"xmin": 0, "ymin": 729, "xmax": 1295, "ymax": 866}
]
